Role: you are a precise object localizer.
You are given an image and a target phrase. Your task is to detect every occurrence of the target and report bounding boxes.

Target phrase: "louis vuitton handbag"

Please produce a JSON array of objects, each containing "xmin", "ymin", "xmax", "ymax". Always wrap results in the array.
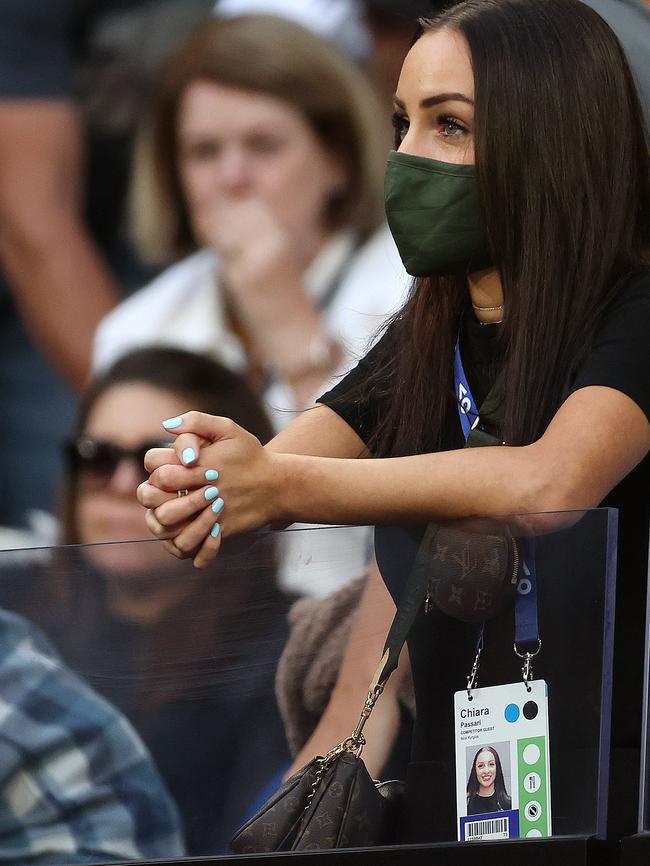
[{"xmin": 229, "ymin": 522, "xmax": 438, "ymax": 854}]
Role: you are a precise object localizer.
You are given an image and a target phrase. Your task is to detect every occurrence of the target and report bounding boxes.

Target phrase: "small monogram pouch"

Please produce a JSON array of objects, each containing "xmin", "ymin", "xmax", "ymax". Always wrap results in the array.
[{"xmin": 424, "ymin": 525, "xmax": 520, "ymax": 623}]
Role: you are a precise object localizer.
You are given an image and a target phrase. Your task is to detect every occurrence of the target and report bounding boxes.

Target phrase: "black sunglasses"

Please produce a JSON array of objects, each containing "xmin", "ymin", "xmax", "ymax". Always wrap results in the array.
[{"xmin": 65, "ymin": 436, "xmax": 173, "ymax": 484}]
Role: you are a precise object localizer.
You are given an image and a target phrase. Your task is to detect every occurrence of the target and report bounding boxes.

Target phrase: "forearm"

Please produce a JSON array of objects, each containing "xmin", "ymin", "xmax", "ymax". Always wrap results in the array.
[
  {"xmin": 1, "ymin": 215, "xmax": 118, "ymax": 390},
  {"xmin": 287, "ymin": 566, "xmax": 402, "ymax": 780},
  {"xmin": 229, "ymin": 250, "xmax": 347, "ymax": 409},
  {"xmin": 274, "ymin": 442, "xmax": 574, "ymax": 526},
  {"xmin": 0, "ymin": 101, "xmax": 120, "ymax": 390},
  {"xmin": 259, "ymin": 314, "xmax": 343, "ymax": 411},
  {"xmin": 143, "ymin": 364, "xmax": 648, "ymax": 565},
  {"xmin": 268, "ymin": 386, "xmax": 649, "ymax": 526},
  {"xmin": 288, "ymin": 676, "xmax": 401, "ymax": 780}
]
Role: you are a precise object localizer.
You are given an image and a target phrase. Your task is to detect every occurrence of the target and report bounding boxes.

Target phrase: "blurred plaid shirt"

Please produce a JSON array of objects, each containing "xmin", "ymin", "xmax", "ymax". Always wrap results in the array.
[{"xmin": 0, "ymin": 608, "xmax": 184, "ymax": 864}]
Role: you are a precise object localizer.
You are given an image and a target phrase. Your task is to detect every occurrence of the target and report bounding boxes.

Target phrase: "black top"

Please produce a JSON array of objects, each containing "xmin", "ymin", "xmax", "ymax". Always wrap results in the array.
[
  {"xmin": 467, "ymin": 791, "xmax": 506, "ymax": 816},
  {"xmin": 319, "ymin": 273, "xmax": 650, "ymax": 840},
  {"xmin": 321, "ymin": 274, "xmax": 650, "ymax": 451}
]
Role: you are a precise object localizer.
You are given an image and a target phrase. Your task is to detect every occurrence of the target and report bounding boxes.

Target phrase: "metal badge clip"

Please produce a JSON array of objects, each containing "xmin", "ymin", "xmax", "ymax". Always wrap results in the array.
[
  {"xmin": 466, "ymin": 629, "xmax": 484, "ymax": 700},
  {"xmin": 514, "ymin": 639, "xmax": 542, "ymax": 692}
]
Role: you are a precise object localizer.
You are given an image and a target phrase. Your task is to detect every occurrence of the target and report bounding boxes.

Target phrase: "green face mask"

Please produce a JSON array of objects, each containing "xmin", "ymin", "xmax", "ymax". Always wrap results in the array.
[{"xmin": 384, "ymin": 150, "xmax": 492, "ymax": 277}]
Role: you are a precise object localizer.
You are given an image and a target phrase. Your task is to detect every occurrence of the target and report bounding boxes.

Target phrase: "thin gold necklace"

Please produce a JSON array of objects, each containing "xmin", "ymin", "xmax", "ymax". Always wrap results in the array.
[{"xmin": 472, "ymin": 302, "xmax": 504, "ymax": 312}]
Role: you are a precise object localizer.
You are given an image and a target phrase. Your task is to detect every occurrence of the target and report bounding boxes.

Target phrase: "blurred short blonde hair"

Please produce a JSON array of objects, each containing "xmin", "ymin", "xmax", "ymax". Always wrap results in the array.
[{"xmin": 131, "ymin": 14, "xmax": 388, "ymax": 264}]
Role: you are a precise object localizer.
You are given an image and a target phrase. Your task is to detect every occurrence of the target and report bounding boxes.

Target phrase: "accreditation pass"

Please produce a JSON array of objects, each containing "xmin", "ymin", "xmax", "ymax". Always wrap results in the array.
[{"xmin": 454, "ymin": 680, "xmax": 552, "ymax": 842}]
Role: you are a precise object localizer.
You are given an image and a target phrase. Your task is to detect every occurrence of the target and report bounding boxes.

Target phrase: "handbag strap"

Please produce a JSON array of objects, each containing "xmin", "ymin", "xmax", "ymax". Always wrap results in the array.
[
  {"xmin": 330, "ymin": 524, "xmax": 438, "ymax": 756},
  {"xmin": 373, "ymin": 523, "xmax": 439, "ymax": 688}
]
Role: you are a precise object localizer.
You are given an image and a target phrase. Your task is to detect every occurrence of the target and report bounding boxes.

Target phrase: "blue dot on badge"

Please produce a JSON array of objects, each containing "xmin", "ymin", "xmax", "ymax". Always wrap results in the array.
[{"xmin": 505, "ymin": 703, "xmax": 520, "ymax": 723}]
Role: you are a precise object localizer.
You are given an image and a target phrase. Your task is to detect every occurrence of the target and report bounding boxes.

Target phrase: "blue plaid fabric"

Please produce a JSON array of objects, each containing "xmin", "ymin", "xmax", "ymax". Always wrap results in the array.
[{"xmin": 0, "ymin": 608, "xmax": 184, "ymax": 864}]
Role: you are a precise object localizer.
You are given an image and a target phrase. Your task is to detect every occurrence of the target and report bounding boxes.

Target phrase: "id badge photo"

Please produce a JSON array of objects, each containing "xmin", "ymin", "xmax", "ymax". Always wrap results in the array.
[{"xmin": 454, "ymin": 679, "xmax": 551, "ymax": 842}]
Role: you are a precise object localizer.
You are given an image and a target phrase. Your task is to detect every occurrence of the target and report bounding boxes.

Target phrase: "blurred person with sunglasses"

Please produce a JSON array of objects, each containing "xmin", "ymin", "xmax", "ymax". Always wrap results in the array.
[
  {"xmin": 2, "ymin": 347, "xmax": 294, "ymax": 856},
  {"xmin": 62, "ymin": 346, "xmax": 272, "ymax": 554}
]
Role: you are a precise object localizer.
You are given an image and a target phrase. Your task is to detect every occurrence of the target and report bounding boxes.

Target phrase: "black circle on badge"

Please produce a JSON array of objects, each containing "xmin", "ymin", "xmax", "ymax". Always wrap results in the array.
[{"xmin": 523, "ymin": 700, "xmax": 539, "ymax": 720}]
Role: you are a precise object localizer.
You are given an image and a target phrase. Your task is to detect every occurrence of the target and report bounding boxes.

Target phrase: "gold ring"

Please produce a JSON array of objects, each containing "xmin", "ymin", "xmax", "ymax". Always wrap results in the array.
[{"xmin": 177, "ymin": 489, "xmax": 190, "ymax": 497}]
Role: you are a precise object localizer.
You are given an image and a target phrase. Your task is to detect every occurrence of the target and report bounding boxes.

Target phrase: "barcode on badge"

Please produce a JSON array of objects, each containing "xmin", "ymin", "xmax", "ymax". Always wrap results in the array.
[{"xmin": 464, "ymin": 816, "xmax": 509, "ymax": 840}]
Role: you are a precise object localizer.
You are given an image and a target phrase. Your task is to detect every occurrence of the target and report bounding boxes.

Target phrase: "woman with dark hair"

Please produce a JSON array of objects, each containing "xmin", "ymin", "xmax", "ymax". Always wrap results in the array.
[
  {"xmin": 30, "ymin": 347, "xmax": 292, "ymax": 855},
  {"xmin": 467, "ymin": 746, "xmax": 511, "ymax": 816},
  {"xmin": 138, "ymin": 0, "xmax": 650, "ymax": 840}
]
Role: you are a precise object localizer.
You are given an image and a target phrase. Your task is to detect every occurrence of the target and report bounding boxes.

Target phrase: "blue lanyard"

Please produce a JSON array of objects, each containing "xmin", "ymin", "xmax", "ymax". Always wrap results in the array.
[
  {"xmin": 515, "ymin": 538, "xmax": 540, "ymax": 655},
  {"xmin": 454, "ymin": 336, "xmax": 540, "ymax": 664},
  {"xmin": 454, "ymin": 336, "xmax": 481, "ymax": 440}
]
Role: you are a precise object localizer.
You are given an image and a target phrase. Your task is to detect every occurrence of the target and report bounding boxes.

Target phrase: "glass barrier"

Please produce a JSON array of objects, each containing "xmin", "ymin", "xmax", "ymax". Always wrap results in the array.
[{"xmin": 0, "ymin": 510, "xmax": 618, "ymax": 863}]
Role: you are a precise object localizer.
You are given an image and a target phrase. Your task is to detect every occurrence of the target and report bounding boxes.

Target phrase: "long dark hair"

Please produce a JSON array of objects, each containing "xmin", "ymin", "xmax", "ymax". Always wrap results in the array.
[
  {"xmin": 467, "ymin": 745, "xmax": 511, "ymax": 809},
  {"xmin": 365, "ymin": 0, "xmax": 650, "ymax": 456}
]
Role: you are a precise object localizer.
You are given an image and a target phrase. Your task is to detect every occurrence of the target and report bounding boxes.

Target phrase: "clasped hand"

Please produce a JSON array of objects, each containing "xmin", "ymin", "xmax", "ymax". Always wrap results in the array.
[{"xmin": 137, "ymin": 412, "xmax": 284, "ymax": 568}]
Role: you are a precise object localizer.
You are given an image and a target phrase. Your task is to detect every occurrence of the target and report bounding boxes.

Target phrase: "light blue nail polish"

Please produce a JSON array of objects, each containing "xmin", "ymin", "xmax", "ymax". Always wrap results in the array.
[
  {"xmin": 162, "ymin": 416, "xmax": 183, "ymax": 430},
  {"xmin": 204, "ymin": 486, "xmax": 219, "ymax": 502},
  {"xmin": 211, "ymin": 522, "xmax": 221, "ymax": 538},
  {"xmin": 204, "ymin": 469, "xmax": 219, "ymax": 482},
  {"xmin": 211, "ymin": 497, "xmax": 224, "ymax": 514},
  {"xmin": 182, "ymin": 447, "xmax": 196, "ymax": 465}
]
